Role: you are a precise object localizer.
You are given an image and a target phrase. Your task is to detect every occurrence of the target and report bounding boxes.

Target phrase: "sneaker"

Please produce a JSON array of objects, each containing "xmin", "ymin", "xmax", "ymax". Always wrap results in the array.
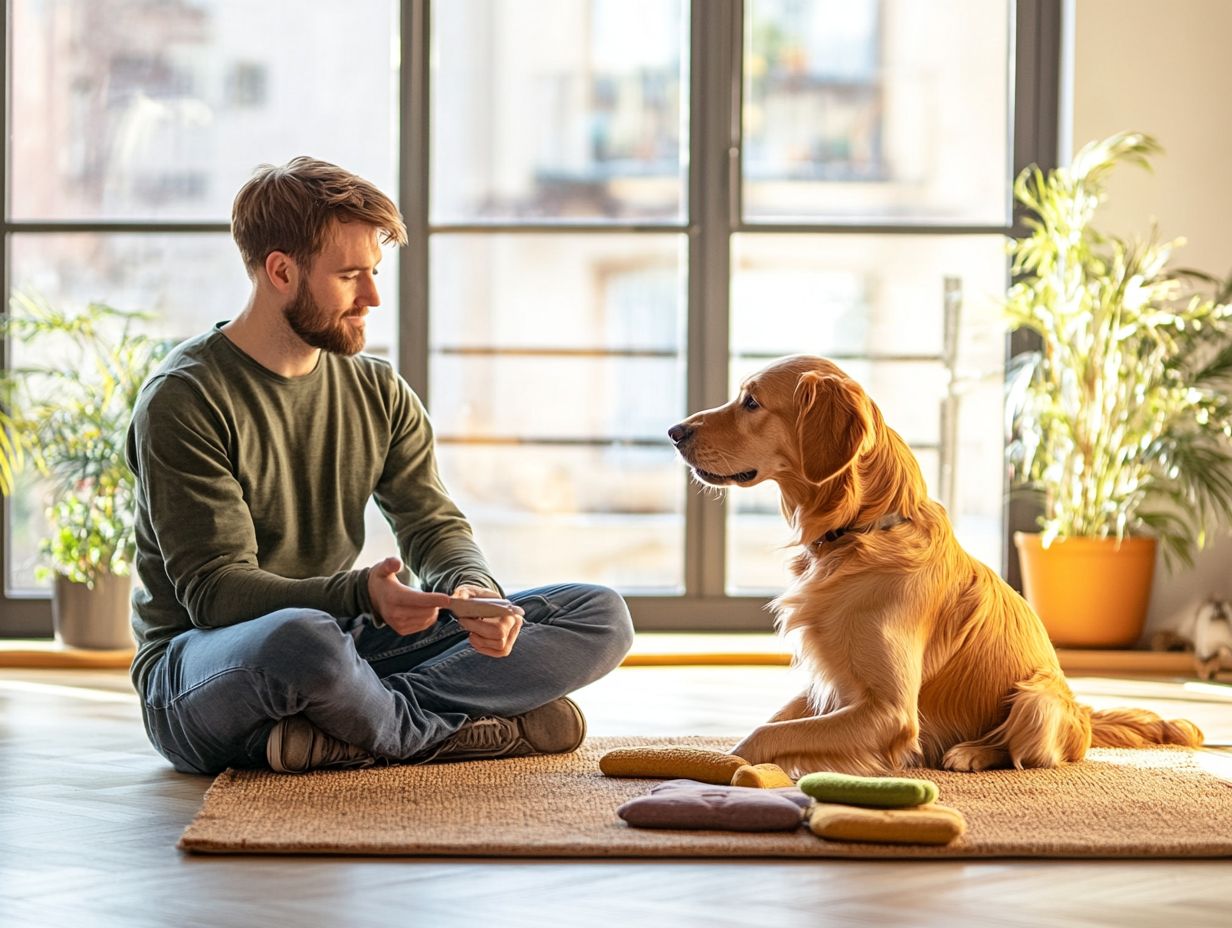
[
  {"xmin": 422, "ymin": 696, "xmax": 587, "ymax": 763},
  {"xmin": 266, "ymin": 715, "xmax": 378, "ymax": 774}
]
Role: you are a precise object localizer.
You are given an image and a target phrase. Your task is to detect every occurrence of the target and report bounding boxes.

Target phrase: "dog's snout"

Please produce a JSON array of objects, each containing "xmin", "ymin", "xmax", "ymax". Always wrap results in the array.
[{"xmin": 668, "ymin": 423, "xmax": 693, "ymax": 446}]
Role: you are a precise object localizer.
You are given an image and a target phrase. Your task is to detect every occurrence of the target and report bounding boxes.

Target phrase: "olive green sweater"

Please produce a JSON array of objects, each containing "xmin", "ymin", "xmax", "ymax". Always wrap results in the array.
[{"xmin": 125, "ymin": 326, "xmax": 499, "ymax": 695}]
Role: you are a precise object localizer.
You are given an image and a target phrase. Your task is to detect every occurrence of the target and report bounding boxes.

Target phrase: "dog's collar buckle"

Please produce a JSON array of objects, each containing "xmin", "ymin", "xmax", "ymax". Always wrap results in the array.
[{"xmin": 811, "ymin": 513, "xmax": 908, "ymax": 549}]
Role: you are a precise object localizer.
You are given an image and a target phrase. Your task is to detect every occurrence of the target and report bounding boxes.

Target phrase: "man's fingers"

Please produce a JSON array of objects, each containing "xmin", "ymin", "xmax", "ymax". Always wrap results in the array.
[
  {"xmin": 452, "ymin": 584, "xmax": 502, "ymax": 600},
  {"xmin": 395, "ymin": 603, "xmax": 449, "ymax": 624},
  {"xmin": 459, "ymin": 612, "xmax": 520, "ymax": 658},
  {"xmin": 470, "ymin": 643, "xmax": 504, "ymax": 658},
  {"xmin": 457, "ymin": 615, "xmax": 521, "ymax": 639},
  {"xmin": 389, "ymin": 590, "xmax": 451, "ymax": 612},
  {"xmin": 468, "ymin": 635, "xmax": 513, "ymax": 658},
  {"xmin": 382, "ymin": 593, "xmax": 452, "ymax": 635},
  {"xmin": 374, "ymin": 556, "xmax": 403, "ymax": 578}
]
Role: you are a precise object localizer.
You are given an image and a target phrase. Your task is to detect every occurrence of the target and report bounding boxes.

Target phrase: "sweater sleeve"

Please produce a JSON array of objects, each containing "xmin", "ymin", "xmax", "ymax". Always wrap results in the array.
[
  {"xmin": 127, "ymin": 374, "xmax": 372, "ymax": 628},
  {"xmin": 372, "ymin": 374, "xmax": 503, "ymax": 597}
]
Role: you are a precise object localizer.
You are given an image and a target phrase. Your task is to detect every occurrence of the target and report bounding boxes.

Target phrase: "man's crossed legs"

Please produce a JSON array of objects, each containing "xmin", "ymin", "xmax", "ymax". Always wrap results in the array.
[{"xmin": 140, "ymin": 583, "xmax": 633, "ymax": 775}]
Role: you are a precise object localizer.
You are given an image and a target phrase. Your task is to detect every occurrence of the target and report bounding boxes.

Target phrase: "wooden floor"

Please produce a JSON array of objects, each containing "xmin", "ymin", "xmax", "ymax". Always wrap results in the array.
[{"xmin": 2, "ymin": 663, "xmax": 1231, "ymax": 928}]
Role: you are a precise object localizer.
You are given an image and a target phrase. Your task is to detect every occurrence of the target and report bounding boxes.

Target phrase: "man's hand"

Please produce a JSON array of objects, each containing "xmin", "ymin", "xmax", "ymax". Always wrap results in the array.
[
  {"xmin": 367, "ymin": 557, "xmax": 451, "ymax": 636},
  {"xmin": 451, "ymin": 583, "xmax": 523, "ymax": 658}
]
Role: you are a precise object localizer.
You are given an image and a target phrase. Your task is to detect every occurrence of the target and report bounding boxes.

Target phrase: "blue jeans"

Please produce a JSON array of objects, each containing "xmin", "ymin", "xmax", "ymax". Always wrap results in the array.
[{"xmin": 139, "ymin": 583, "xmax": 634, "ymax": 774}]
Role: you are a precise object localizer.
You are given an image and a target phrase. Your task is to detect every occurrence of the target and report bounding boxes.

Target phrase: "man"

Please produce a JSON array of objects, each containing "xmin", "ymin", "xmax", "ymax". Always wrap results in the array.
[{"xmin": 126, "ymin": 156, "xmax": 634, "ymax": 775}]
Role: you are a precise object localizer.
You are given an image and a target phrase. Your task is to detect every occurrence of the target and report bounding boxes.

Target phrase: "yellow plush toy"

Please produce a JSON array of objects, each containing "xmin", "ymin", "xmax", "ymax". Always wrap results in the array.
[
  {"xmin": 808, "ymin": 802, "xmax": 967, "ymax": 845},
  {"xmin": 730, "ymin": 763, "xmax": 796, "ymax": 789},
  {"xmin": 599, "ymin": 747, "xmax": 749, "ymax": 785}
]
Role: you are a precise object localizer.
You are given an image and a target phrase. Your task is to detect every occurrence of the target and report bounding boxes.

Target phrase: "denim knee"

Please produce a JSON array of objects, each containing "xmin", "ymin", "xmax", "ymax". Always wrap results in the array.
[
  {"xmin": 248, "ymin": 608, "xmax": 355, "ymax": 694},
  {"xmin": 580, "ymin": 583, "xmax": 635, "ymax": 664}
]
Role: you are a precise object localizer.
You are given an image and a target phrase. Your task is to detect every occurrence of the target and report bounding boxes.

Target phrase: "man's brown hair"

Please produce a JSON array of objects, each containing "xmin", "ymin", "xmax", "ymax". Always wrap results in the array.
[{"xmin": 231, "ymin": 156, "xmax": 407, "ymax": 275}]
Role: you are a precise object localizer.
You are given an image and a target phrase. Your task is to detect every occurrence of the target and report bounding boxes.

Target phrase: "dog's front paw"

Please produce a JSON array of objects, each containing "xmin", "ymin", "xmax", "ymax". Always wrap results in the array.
[{"xmin": 731, "ymin": 727, "xmax": 776, "ymax": 766}]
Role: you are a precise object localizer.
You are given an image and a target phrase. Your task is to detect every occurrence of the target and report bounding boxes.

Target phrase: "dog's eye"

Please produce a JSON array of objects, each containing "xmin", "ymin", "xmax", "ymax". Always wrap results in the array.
[{"xmin": 742, "ymin": 395, "xmax": 760, "ymax": 411}]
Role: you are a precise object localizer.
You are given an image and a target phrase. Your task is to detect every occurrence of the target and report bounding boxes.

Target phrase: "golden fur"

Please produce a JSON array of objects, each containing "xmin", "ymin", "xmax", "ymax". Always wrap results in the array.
[{"xmin": 669, "ymin": 355, "xmax": 1203, "ymax": 776}]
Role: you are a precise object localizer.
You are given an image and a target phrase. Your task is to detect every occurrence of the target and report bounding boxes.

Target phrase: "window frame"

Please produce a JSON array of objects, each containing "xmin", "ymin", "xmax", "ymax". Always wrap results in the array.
[{"xmin": 0, "ymin": 0, "xmax": 1060, "ymax": 636}]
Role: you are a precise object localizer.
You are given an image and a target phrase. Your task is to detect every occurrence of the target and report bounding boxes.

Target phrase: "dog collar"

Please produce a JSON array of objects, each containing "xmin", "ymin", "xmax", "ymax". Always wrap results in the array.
[{"xmin": 810, "ymin": 513, "xmax": 909, "ymax": 548}]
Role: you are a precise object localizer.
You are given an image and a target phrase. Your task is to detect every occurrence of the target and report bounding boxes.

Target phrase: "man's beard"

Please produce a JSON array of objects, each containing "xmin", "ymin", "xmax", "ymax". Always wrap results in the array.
[{"xmin": 283, "ymin": 276, "xmax": 366, "ymax": 356}]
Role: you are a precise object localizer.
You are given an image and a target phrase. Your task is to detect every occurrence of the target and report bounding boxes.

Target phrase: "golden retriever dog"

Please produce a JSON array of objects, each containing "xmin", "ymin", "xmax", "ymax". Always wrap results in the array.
[{"xmin": 668, "ymin": 355, "xmax": 1203, "ymax": 776}]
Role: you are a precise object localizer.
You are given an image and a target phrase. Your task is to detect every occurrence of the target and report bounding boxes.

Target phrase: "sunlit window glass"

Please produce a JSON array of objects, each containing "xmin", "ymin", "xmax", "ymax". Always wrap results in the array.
[
  {"xmin": 10, "ymin": 0, "xmax": 398, "ymax": 221},
  {"xmin": 430, "ymin": 234, "xmax": 687, "ymax": 591},
  {"xmin": 743, "ymin": 0, "xmax": 1010, "ymax": 223},
  {"xmin": 432, "ymin": 0, "xmax": 688, "ymax": 223}
]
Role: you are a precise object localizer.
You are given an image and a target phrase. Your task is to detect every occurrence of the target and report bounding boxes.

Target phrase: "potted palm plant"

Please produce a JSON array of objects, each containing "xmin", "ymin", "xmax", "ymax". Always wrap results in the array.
[
  {"xmin": 1, "ymin": 295, "xmax": 171, "ymax": 649},
  {"xmin": 1005, "ymin": 131, "xmax": 1232, "ymax": 648}
]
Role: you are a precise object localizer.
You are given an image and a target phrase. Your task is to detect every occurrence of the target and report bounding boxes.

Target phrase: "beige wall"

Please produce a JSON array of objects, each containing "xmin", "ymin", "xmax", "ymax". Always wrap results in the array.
[{"xmin": 1070, "ymin": 0, "xmax": 1232, "ymax": 637}]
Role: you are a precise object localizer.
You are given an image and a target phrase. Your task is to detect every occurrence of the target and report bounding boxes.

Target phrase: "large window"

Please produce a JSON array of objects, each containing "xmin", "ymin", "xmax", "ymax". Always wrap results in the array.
[{"xmin": 1, "ymin": 0, "xmax": 1059, "ymax": 634}]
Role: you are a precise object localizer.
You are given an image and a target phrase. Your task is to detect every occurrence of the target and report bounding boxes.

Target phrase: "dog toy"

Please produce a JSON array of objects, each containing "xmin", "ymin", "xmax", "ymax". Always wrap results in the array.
[
  {"xmin": 599, "ymin": 747, "xmax": 749, "ymax": 784},
  {"xmin": 618, "ymin": 779, "xmax": 809, "ymax": 831},
  {"xmin": 796, "ymin": 771, "xmax": 939, "ymax": 808},
  {"xmin": 731, "ymin": 763, "xmax": 795, "ymax": 789},
  {"xmin": 808, "ymin": 802, "xmax": 966, "ymax": 845}
]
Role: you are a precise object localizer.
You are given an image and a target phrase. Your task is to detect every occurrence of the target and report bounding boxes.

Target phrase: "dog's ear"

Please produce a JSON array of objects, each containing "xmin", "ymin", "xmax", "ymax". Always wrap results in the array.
[{"xmin": 795, "ymin": 372, "xmax": 874, "ymax": 485}]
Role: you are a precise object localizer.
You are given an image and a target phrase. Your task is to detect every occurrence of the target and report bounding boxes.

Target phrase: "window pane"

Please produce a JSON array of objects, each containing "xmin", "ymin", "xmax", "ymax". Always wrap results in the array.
[
  {"xmin": 432, "ymin": 0, "xmax": 688, "ymax": 222},
  {"xmin": 10, "ymin": 0, "xmax": 397, "ymax": 220},
  {"xmin": 432, "ymin": 235, "xmax": 684, "ymax": 352},
  {"xmin": 743, "ymin": 0, "xmax": 1011, "ymax": 224},
  {"xmin": 6, "ymin": 233, "xmax": 400, "ymax": 592},
  {"xmin": 437, "ymin": 446, "xmax": 683, "ymax": 593},
  {"xmin": 726, "ymin": 233, "xmax": 1006, "ymax": 593},
  {"xmin": 431, "ymin": 356, "xmax": 680, "ymax": 442},
  {"xmin": 430, "ymin": 233, "xmax": 686, "ymax": 592}
]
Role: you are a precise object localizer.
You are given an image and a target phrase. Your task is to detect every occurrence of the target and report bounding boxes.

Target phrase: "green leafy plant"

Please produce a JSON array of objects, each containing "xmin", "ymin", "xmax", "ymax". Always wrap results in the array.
[
  {"xmin": 0, "ymin": 295, "xmax": 172, "ymax": 585},
  {"xmin": 1005, "ymin": 131, "xmax": 1232, "ymax": 569}
]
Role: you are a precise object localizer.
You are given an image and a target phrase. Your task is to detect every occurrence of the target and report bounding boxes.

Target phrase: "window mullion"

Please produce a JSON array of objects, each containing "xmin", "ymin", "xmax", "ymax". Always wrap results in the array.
[
  {"xmin": 400, "ymin": 0, "xmax": 431, "ymax": 405},
  {"xmin": 1005, "ymin": 0, "xmax": 1062, "ymax": 587},
  {"xmin": 685, "ymin": 0, "xmax": 741, "ymax": 600},
  {"xmin": 0, "ymin": 0, "xmax": 48, "ymax": 630}
]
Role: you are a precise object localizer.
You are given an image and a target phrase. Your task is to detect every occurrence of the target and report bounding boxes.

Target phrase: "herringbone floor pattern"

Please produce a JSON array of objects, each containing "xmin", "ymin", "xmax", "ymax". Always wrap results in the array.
[{"xmin": 2, "ymin": 664, "xmax": 1230, "ymax": 928}]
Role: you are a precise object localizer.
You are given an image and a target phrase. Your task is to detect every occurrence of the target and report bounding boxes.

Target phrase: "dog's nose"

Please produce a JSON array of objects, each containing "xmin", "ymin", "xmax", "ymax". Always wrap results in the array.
[{"xmin": 668, "ymin": 423, "xmax": 693, "ymax": 446}]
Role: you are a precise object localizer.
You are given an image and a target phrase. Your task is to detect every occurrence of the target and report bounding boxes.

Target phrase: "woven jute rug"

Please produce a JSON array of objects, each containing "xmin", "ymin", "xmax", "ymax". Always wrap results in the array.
[{"xmin": 179, "ymin": 736, "xmax": 1232, "ymax": 859}]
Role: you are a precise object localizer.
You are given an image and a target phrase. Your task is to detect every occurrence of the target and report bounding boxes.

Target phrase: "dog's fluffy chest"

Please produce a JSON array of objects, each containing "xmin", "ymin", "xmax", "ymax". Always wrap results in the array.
[{"xmin": 775, "ymin": 560, "xmax": 895, "ymax": 695}]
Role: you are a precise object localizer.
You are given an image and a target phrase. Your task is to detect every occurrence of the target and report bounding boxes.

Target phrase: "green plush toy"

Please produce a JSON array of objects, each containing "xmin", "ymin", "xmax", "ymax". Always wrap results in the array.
[{"xmin": 796, "ymin": 771, "xmax": 939, "ymax": 808}]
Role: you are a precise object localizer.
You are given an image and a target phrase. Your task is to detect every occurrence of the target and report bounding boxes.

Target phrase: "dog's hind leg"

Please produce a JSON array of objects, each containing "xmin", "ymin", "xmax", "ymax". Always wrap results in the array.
[
  {"xmin": 943, "ymin": 670, "xmax": 1090, "ymax": 771},
  {"xmin": 941, "ymin": 740, "xmax": 1009, "ymax": 772}
]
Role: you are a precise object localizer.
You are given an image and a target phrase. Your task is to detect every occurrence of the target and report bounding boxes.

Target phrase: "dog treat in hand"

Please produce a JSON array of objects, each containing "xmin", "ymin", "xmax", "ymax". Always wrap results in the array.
[
  {"xmin": 730, "ymin": 763, "xmax": 795, "ymax": 789},
  {"xmin": 447, "ymin": 596, "xmax": 521, "ymax": 618},
  {"xmin": 796, "ymin": 771, "xmax": 939, "ymax": 808},
  {"xmin": 808, "ymin": 802, "xmax": 966, "ymax": 845},
  {"xmin": 599, "ymin": 746, "xmax": 749, "ymax": 784}
]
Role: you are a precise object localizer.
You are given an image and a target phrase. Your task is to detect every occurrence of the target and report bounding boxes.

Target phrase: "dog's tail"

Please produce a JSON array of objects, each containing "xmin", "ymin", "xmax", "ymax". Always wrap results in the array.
[{"xmin": 1089, "ymin": 708, "xmax": 1204, "ymax": 748}]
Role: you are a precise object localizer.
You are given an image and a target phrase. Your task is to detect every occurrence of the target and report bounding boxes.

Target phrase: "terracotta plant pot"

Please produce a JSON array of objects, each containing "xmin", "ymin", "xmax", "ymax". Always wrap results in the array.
[
  {"xmin": 51, "ymin": 571, "xmax": 135, "ymax": 650},
  {"xmin": 1013, "ymin": 533, "xmax": 1156, "ymax": 648}
]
